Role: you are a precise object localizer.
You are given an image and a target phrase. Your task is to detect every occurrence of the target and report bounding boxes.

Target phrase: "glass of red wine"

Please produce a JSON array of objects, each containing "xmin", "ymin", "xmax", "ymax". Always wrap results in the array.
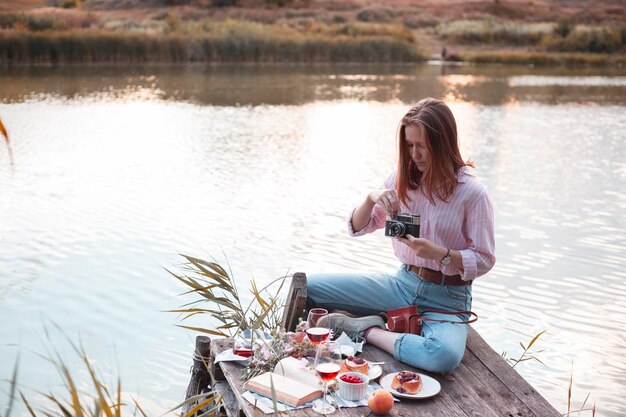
[
  {"xmin": 306, "ymin": 326, "xmax": 331, "ymax": 345},
  {"xmin": 306, "ymin": 309, "xmax": 331, "ymax": 366},
  {"xmin": 313, "ymin": 342, "xmax": 341, "ymax": 414},
  {"xmin": 307, "ymin": 308, "xmax": 329, "ymax": 329},
  {"xmin": 306, "ymin": 309, "xmax": 331, "ymax": 346}
]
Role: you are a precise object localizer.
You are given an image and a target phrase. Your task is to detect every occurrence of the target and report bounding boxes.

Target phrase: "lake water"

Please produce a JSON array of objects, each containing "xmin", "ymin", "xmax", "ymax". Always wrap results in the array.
[{"xmin": 1, "ymin": 63, "xmax": 625, "ymax": 416}]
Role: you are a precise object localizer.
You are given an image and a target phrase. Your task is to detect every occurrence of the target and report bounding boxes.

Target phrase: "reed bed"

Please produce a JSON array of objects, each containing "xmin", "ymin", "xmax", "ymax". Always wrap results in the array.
[
  {"xmin": 437, "ymin": 19, "xmax": 626, "ymax": 55},
  {"xmin": 0, "ymin": 18, "xmax": 421, "ymax": 63},
  {"xmin": 459, "ymin": 50, "xmax": 626, "ymax": 66},
  {"xmin": 543, "ymin": 24, "xmax": 626, "ymax": 54},
  {"xmin": 437, "ymin": 20, "xmax": 552, "ymax": 46},
  {"xmin": 1, "ymin": 330, "xmax": 221, "ymax": 417}
]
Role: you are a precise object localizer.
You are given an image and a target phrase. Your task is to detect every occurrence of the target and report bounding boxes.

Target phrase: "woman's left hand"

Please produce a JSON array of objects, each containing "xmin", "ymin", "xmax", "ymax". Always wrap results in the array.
[{"xmin": 396, "ymin": 235, "xmax": 444, "ymax": 261}]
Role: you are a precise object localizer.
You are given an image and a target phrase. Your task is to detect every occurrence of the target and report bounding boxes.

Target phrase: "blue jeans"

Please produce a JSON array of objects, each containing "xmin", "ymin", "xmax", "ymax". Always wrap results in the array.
[{"xmin": 306, "ymin": 265, "xmax": 472, "ymax": 374}]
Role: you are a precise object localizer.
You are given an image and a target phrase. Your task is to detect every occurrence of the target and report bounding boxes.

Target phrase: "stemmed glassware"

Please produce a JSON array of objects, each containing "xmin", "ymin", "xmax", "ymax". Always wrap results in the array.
[
  {"xmin": 305, "ymin": 308, "xmax": 331, "ymax": 365},
  {"xmin": 312, "ymin": 341, "xmax": 341, "ymax": 414},
  {"xmin": 307, "ymin": 308, "xmax": 329, "ymax": 329},
  {"xmin": 306, "ymin": 308, "xmax": 331, "ymax": 346}
]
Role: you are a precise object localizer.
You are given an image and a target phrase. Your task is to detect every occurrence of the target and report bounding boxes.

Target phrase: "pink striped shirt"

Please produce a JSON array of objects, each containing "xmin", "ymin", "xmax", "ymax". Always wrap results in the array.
[{"xmin": 348, "ymin": 168, "xmax": 496, "ymax": 281}]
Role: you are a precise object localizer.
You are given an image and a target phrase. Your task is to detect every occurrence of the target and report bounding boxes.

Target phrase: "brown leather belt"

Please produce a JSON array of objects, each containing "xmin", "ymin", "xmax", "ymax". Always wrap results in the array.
[{"xmin": 409, "ymin": 265, "xmax": 471, "ymax": 286}]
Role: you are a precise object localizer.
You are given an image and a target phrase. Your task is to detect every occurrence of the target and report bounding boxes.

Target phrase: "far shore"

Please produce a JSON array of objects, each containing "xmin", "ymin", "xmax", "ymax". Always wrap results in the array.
[
  {"xmin": 1, "ymin": 29, "xmax": 625, "ymax": 67},
  {"xmin": 1, "ymin": 1, "xmax": 625, "ymax": 67}
]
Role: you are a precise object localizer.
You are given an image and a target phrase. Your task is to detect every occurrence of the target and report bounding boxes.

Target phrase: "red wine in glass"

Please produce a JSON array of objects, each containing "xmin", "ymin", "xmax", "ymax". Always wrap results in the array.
[
  {"xmin": 315, "ymin": 362, "xmax": 341, "ymax": 382},
  {"xmin": 306, "ymin": 327, "xmax": 330, "ymax": 345},
  {"xmin": 233, "ymin": 347, "xmax": 252, "ymax": 358},
  {"xmin": 313, "ymin": 342, "xmax": 341, "ymax": 414}
]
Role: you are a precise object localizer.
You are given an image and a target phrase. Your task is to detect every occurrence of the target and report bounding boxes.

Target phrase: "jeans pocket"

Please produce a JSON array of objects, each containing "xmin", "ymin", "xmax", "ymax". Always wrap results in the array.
[
  {"xmin": 443, "ymin": 285, "xmax": 468, "ymax": 301},
  {"xmin": 443, "ymin": 285, "xmax": 472, "ymax": 311}
]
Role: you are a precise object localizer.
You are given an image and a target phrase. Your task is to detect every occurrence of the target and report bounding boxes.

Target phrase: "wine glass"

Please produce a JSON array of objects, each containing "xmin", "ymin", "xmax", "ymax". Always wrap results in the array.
[
  {"xmin": 307, "ymin": 308, "xmax": 329, "ymax": 329},
  {"xmin": 313, "ymin": 342, "xmax": 341, "ymax": 415},
  {"xmin": 306, "ymin": 309, "xmax": 331, "ymax": 366}
]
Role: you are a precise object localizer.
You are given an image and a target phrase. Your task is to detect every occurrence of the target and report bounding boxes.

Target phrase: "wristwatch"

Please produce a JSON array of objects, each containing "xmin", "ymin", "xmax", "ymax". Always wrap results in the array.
[{"xmin": 440, "ymin": 248, "xmax": 452, "ymax": 266}]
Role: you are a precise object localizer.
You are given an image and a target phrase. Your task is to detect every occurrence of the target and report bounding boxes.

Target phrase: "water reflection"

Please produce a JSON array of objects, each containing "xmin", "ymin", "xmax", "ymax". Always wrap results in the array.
[{"xmin": 2, "ymin": 64, "xmax": 626, "ymax": 106}]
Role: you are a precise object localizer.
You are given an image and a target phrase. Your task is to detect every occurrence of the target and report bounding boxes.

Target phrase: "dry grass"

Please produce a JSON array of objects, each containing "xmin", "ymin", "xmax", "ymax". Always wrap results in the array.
[
  {"xmin": 501, "ymin": 331, "xmax": 596, "ymax": 416},
  {"xmin": 0, "ymin": 16, "xmax": 421, "ymax": 63},
  {"xmin": 459, "ymin": 50, "xmax": 626, "ymax": 66},
  {"xmin": 437, "ymin": 19, "xmax": 626, "ymax": 54},
  {"xmin": 543, "ymin": 24, "xmax": 626, "ymax": 53},
  {"xmin": 1, "ymin": 333, "xmax": 222, "ymax": 417},
  {"xmin": 167, "ymin": 254, "xmax": 290, "ymax": 337},
  {"xmin": 437, "ymin": 20, "xmax": 552, "ymax": 45},
  {"xmin": 0, "ymin": 118, "xmax": 8, "ymax": 142},
  {"xmin": 501, "ymin": 330, "xmax": 546, "ymax": 368}
]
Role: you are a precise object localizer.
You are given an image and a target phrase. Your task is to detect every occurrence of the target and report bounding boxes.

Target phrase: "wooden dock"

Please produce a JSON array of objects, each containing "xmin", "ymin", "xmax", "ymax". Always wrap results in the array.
[{"xmin": 183, "ymin": 272, "xmax": 561, "ymax": 417}]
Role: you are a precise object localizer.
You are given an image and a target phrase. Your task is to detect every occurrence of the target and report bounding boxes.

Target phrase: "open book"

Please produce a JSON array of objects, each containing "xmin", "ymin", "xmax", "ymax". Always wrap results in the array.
[{"xmin": 243, "ymin": 357, "xmax": 323, "ymax": 407}]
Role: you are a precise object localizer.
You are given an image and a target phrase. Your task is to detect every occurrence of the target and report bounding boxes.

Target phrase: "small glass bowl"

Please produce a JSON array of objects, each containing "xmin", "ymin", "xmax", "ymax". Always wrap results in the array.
[{"xmin": 337, "ymin": 372, "xmax": 369, "ymax": 401}]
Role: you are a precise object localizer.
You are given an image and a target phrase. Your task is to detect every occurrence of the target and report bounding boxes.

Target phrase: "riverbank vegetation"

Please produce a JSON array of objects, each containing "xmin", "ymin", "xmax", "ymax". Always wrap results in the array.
[
  {"xmin": 0, "ymin": 0, "xmax": 625, "ymax": 65},
  {"xmin": 0, "ymin": 12, "xmax": 420, "ymax": 63},
  {"xmin": 2, "ymin": 342, "xmax": 221, "ymax": 417},
  {"xmin": 436, "ymin": 18, "xmax": 626, "ymax": 65}
]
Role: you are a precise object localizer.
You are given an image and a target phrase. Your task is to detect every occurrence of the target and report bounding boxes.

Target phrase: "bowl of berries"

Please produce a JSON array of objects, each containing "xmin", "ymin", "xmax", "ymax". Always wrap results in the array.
[{"xmin": 338, "ymin": 372, "xmax": 369, "ymax": 401}]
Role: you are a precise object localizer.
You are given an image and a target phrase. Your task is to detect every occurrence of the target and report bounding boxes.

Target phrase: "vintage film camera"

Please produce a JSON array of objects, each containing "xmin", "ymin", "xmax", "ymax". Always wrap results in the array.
[{"xmin": 384, "ymin": 213, "xmax": 420, "ymax": 238}]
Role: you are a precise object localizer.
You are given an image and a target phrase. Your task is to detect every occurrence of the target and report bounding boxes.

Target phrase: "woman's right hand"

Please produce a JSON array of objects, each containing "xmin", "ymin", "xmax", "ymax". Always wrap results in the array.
[{"xmin": 368, "ymin": 189, "xmax": 400, "ymax": 216}]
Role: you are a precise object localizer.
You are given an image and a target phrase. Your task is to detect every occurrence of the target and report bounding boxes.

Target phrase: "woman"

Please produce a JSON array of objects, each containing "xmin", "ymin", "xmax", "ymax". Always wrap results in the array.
[{"xmin": 307, "ymin": 98, "xmax": 495, "ymax": 374}]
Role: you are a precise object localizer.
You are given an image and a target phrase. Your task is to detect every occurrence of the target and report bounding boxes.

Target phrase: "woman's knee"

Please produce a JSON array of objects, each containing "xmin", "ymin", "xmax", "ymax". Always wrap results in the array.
[
  {"xmin": 424, "ymin": 337, "xmax": 464, "ymax": 374},
  {"xmin": 398, "ymin": 335, "xmax": 464, "ymax": 374}
]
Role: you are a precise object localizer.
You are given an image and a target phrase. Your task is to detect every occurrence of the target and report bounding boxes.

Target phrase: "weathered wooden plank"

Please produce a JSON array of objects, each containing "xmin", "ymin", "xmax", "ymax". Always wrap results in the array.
[
  {"xmin": 362, "ymin": 344, "xmax": 470, "ymax": 417},
  {"xmin": 466, "ymin": 327, "xmax": 560, "ymax": 417},
  {"xmin": 212, "ymin": 380, "xmax": 244, "ymax": 417},
  {"xmin": 281, "ymin": 272, "xmax": 308, "ymax": 332},
  {"xmin": 451, "ymin": 357, "xmax": 534, "ymax": 417},
  {"xmin": 211, "ymin": 339, "xmax": 260, "ymax": 417},
  {"xmin": 434, "ymin": 362, "xmax": 501, "ymax": 417}
]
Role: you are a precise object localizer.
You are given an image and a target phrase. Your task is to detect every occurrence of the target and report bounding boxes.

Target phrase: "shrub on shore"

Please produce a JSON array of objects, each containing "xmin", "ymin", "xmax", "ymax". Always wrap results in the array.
[
  {"xmin": 437, "ymin": 19, "xmax": 626, "ymax": 54},
  {"xmin": 437, "ymin": 20, "xmax": 552, "ymax": 45},
  {"xmin": 0, "ymin": 19, "xmax": 421, "ymax": 63},
  {"xmin": 543, "ymin": 24, "xmax": 626, "ymax": 54},
  {"xmin": 460, "ymin": 50, "xmax": 626, "ymax": 66}
]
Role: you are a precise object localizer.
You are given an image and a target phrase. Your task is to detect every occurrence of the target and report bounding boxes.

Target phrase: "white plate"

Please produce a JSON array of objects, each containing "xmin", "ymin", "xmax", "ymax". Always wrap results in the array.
[
  {"xmin": 379, "ymin": 372, "xmax": 441, "ymax": 399},
  {"xmin": 368, "ymin": 364, "xmax": 383, "ymax": 380}
]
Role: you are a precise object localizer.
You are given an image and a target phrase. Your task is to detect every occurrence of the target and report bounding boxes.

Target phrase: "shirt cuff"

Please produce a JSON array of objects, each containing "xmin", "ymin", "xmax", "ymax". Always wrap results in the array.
[
  {"xmin": 459, "ymin": 249, "xmax": 478, "ymax": 281},
  {"xmin": 346, "ymin": 209, "xmax": 374, "ymax": 237}
]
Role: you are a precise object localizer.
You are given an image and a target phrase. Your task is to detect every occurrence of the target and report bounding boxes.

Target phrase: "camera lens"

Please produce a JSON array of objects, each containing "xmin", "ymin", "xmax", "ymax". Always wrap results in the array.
[{"xmin": 389, "ymin": 222, "xmax": 405, "ymax": 237}]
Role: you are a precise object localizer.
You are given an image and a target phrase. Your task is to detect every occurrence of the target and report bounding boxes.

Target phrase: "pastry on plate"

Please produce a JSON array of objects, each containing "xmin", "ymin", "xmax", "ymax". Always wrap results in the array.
[
  {"xmin": 340, "ymin": 356, "xmax": 368, "ymax": 374},
  {"xmin": 391, "ymin": 371, "xmax": 422, "ymax": 394}
]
